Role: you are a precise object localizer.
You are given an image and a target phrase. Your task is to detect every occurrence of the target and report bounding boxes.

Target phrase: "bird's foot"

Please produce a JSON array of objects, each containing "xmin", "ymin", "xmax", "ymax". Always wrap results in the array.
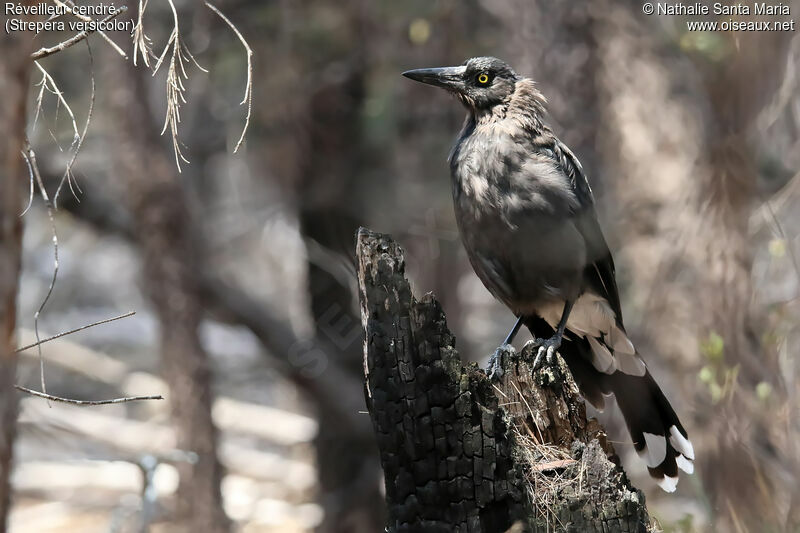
[
  {"xmin": 487, "ymin": 344, "xmax": 513, "ymax": 380},
  {"xmin": 531, "ymin": 335, "xmax": 562, "ymax": 371}
]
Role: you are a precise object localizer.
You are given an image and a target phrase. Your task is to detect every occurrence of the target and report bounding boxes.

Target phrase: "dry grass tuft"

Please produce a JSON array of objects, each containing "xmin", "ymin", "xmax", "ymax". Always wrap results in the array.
[
  {"xmin": 514, "ymin": 429, "xmax": 584, "ymax": 532},
  {"xmin": 132, "ymin": 0, "xmax": 153, "ymax": 67}
]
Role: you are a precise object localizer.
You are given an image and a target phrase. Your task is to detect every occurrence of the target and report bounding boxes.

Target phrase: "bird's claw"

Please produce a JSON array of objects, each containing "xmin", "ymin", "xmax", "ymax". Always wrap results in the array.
[
  {"xmin": 487, "ymin": 344, "xmax": 511, "ymax": 380},
  {"xmin": 531, "ymin": 336, "xmax": 561, "ymax": 371}
]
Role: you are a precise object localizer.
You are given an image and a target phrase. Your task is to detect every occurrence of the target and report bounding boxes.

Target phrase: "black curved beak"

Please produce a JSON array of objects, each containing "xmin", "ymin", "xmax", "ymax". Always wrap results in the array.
[{"xmin": 402, "ymin": 65, "xmax": 467, "ymax": 92}]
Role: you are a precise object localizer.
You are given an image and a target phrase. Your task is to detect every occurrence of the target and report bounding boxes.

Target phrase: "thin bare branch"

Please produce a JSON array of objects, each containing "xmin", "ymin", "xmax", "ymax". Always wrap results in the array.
[
  {"xmin": 52, "ymin": 0, "xmax": 128, "ymax": 59},
  {"xmin": 32, "ymin": 62, "xmax": 80, "ymax": 146},
  {"xmin": 53, "ymin": 40, "xmax": 96, "ymax": 207},
  {"xmin": 20, "ymin": 149, "xmax": 35, "ymax": 217},
  {"xmin": 30, "ymin": 6, "xmax": 128, "ymax": 60},
  {"xmin": 21, "ymin": 141, "xmax": 58, "ymax": 398},
  {"xmin": 15, "ymin": 385, "xmax": 163, "ymax": 405},
  {"xmin": 31, "ymin": 70, "xmax": 48, "ymax": 133},
  {"xmin": 204, "ymin": 1, "xmax": 253, "ymax": 153},
  {"xmin": 15, "ymin": 311, "xmax": 136, "ymax": 353}
]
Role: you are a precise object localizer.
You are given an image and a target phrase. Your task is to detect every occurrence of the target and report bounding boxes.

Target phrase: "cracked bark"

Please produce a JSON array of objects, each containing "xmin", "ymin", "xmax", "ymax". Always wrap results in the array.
[{"xmin": 356, "ymin": 228, "xmax": 651, "ymax": 533}]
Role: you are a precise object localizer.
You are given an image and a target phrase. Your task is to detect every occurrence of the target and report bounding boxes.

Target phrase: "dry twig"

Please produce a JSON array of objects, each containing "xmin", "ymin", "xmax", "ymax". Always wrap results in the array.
[
  {"xmin": 52, "ymin": 0, "xmax": 128, "ymax": 59},
  {"xmin": 13, "ymin": 311, "xmax": 163, "ymax": 407},
  {"xmin": 15, "ymin": 311, "xmax": 136, "ymax": 353},
  {"xmin": 53, "ymin": 40, "xmax": 96, "ymax": 206},
  {"xmin": 32, "ymin": 61, "xmax": 80, "ymax": 151},
  {"xmin": 132, "ymin": 0, "xmax": 153, "ymax": 67},
  {"xmin": 21, "ymin": 141, "xmax": 59, "ymax": 398},
  {"xmin": 30, "ymin": 7, "xmax": 128, "ymax": 61},
  {"xmin": 15, "ymin": 385, "xmax": 163, "ymax": 405},
  {"xmin": 205, "ymin": 1, "xmax": 253, "ymax": 153}
]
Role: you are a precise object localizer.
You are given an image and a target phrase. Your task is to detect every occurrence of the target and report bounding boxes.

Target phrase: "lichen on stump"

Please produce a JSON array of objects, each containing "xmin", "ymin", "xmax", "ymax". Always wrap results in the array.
[{"xmin": 356, "ymin": 228, "xmax": 651, "ymax": 533}]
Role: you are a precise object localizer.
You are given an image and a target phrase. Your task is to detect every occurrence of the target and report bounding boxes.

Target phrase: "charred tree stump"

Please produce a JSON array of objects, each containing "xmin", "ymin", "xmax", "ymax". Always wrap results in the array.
[{"xmin": 356, "ymin": 228, "xmax": 651, "ymax": 533}]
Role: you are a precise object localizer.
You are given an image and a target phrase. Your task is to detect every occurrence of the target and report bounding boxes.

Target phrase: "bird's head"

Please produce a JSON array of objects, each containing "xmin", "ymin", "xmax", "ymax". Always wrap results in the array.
[{"xmin": 403, "ymin": 57, "xmax": 520, "ymax": 112}]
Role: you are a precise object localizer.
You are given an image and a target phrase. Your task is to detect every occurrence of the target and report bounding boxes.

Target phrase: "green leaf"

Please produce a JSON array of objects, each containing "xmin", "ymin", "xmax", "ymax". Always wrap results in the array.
[{"xmin": 700, "ymin": 331, "xmax": 724, "ymax": 361}]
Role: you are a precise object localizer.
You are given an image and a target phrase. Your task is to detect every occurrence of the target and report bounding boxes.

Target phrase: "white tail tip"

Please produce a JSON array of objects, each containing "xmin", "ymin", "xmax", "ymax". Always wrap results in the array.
[{"xmin": 656, "ymin": 475, "xmax": 679, "ymax": 492}]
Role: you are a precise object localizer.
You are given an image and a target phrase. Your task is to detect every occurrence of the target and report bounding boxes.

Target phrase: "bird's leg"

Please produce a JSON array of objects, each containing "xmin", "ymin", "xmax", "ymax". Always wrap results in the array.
[
  {"xmin": 533, "ymin": 300, "xmax": 574, "ymax": 370},
  {"xmin": 487, "ymin": 315, "xmax": 523, "ymax": 379},
  {"xmin": 502, "ymin": 315, "xmax": 524, "ymax": 346}
]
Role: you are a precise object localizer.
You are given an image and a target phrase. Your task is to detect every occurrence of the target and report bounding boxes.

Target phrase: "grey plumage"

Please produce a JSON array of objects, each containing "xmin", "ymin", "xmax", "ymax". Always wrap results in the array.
[{"xmin": 403, "ymin": 56, "xmax": 693, "ymax": 492}]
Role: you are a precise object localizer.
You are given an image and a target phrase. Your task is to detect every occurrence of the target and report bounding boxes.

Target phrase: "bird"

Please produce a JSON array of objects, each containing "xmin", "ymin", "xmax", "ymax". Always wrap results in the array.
[{"xmin": 402, "ymin": 56, "xmax": 694, "ymax": 492}]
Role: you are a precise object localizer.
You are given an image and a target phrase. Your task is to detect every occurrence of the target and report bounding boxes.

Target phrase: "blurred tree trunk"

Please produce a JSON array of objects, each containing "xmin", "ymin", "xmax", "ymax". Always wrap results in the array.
[
  {"xmin": 105, "ymin": 52, "xmax": 229, "ymax": 532},
  {"xmin": 295, "ymin": 54, "xmax": 385, "ymax": 533},
  {"xmin": 283, "ymin": 2, "xmax": 385, "ymax": 530},
  {"xmin": 485, "ymin": 0, "xmax": 602, "ymax": 191},
  {"xmin": 0, "ymin": 30, "xmax": 31, "ymax": 531},
  {"xmin": 594, "ymin": 2, "xmax": 796, "ymax": 529},
  {"xmin": 688, "ymin": 29, "xmax": 795, "ymax": 531}
]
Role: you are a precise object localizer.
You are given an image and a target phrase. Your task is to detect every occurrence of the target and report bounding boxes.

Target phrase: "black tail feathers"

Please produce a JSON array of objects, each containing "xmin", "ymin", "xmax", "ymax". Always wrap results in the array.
[
  {"xmin": 608, "ymin": 370, "xmax": 694, "ymax": 491},
  {"xmin": 523, "ymin": 315, "xmax": 694, "ymax": 492}
]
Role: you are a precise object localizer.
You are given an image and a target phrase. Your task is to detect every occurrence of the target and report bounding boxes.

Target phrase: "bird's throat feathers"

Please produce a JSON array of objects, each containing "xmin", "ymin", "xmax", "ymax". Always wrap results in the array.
[
  {"xmin": 470, "ymin": 78, "xmax": 548, "ymax": 129},
  {"xmin": 449, "ymin": 78, "xmax": 559, "ymax": 215},
  {"xmin": 449, "ymin": 78, "xmax": 550, "ymax": 177}
]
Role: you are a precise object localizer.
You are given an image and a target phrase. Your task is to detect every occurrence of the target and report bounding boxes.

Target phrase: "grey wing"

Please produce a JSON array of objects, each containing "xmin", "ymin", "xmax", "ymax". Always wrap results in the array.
[
  {"xmin": 469, "ymin": 251, "xmax": 516, "ymax": 304},
  {"xmin": 500, "ymin": 149, "xmax": 589, "ymax": 304},
  {"xmin": 534, "ymin": 137, "xmax": 644, "ymax": 375},
  {"xmin": 578, "ymin": 208, "xmax": 624, "ymax": 327},
  {"xmin": 535, "ymin": 138, "xmax": 623, "ymax": 320},
  {"xmin": 537, "ymin": 138, "xmax": 595, "ymax": 209}
]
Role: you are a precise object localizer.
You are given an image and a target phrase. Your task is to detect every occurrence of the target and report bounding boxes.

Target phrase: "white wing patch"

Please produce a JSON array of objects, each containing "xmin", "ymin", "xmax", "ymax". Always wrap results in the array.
[
  {"xmin": 615, "ymin": 347, "xmax": 647, "ymax": 376},
  {"xmin": 586, "ymin": 336, "xmax": 615, "ymax": 374},
  {"xmin": 608, "ymin": 326, "xmax": 636, "ymax": 355},
  {"xmin": 539, "ymin": 293, "xmax": 646, "ymax": 376}
]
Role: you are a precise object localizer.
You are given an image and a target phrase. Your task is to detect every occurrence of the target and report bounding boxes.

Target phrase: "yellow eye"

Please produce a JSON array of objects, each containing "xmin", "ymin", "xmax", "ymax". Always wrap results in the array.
[{"xmin": 477, "ymin": 73, "xmax": 490, "ymax": 85}]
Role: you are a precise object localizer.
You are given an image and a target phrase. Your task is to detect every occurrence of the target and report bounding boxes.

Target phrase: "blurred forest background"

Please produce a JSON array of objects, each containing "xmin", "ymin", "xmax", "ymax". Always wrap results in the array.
[{"xmin": 2, "ymin": 0, "xmax": 800, "ymax": 531}]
